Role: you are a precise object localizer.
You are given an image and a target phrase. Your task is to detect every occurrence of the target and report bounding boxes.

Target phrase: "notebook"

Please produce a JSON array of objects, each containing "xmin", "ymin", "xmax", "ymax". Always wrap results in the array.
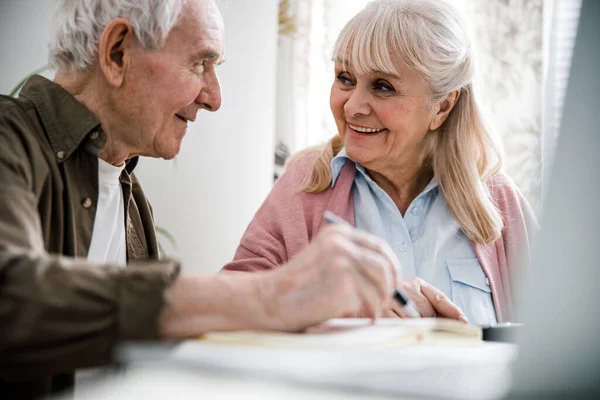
[{"xmin": 198, "ymin": 318, "xmax": 482, "ymax": 349}]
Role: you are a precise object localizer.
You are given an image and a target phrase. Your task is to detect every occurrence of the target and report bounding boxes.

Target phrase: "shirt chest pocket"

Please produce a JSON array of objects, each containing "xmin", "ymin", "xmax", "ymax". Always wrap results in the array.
[
  {"xmin": 446, "ymin": 258, "xmax": 491, "ymax": 293},
  {"xmin": 446, "ymin": 258, "xmax": 496, "ymax": 325}
]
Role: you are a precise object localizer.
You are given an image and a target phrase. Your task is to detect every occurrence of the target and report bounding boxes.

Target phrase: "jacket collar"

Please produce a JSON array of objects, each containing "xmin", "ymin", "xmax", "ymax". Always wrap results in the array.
[
  {"xmin": 19, "ymin": 74, "xmax": 139, "ymax": 173},
  {"xmin": 19, "ymin": 75, "xmax": 103, "ymax": 163}
]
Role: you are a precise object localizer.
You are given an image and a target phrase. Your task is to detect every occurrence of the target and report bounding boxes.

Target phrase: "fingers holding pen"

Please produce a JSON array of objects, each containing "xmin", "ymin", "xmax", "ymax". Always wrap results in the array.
[
  {"xmin": 322, "ymin": 213, "xmax": 398, "ymax": 294},
  {"xmin": 316, "ymin": 224, "xmax": 395, "ymax": 318}
]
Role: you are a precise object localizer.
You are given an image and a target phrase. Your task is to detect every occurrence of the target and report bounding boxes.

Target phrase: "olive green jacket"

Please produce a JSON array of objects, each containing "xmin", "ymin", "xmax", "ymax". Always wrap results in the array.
[{"xmin": 0, "ymin": 75, "xmax": 180, "ymax": 399}]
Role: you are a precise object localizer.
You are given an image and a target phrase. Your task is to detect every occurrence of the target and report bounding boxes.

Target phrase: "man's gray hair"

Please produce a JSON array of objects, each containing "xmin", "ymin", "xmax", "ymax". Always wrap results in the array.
[{"xmin": 49, "ymin": 0, "xmax": 188, "ymax": 72}]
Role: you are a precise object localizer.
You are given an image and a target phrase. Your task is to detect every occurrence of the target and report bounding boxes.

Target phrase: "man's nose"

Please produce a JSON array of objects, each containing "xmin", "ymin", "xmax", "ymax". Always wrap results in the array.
[{"xmin": 196, "ymin": 71, "xmax": 222, "ymax": 112}]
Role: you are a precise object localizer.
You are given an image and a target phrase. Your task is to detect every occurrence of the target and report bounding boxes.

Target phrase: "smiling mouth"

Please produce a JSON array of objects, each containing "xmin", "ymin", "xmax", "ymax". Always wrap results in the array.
[{"xmin": 348, "ymin": 124, "xmax": 385, "ymax": 134}]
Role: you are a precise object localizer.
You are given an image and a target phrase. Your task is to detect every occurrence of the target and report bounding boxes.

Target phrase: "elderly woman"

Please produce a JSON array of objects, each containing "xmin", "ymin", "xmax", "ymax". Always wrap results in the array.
[{"xmin": 224, "ymin": 0, "xmax": 537, "ymax": 325}]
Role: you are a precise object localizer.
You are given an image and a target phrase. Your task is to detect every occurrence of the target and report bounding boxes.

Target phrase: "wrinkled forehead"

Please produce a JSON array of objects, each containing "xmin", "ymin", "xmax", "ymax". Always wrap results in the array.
[{"xmin": 174, "ymin": 0, "xmax": 225, "ymax": 59}]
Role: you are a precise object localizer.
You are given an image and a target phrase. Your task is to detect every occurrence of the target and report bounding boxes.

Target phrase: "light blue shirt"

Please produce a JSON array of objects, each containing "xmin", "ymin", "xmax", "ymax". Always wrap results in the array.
[{"xmin": 331, "ymin": 149, "xmax": 497, "ymax": 325}]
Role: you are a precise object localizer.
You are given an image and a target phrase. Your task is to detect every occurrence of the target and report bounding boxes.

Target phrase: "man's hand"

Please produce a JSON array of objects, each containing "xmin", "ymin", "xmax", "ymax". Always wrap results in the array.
[
  {"xmin": 259, "ymin": 224, "xmax": 398, "ymax": 331},
  {"xmin": 159, "ymin": 224, "xmax": 399, "ymax": 338},
  {"xmin": 382, "ymin": 277, "xmax": 468, "ymax": 323}
]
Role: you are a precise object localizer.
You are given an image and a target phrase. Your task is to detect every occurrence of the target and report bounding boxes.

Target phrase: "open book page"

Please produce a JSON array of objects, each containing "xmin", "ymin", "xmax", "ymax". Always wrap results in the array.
[
  {"xmin": 118, "ymin": 320, "xmax": 507, "ymax": 400},
  {"xmin": 199, "ymin": 318, "xmax": 482, "ymax": 349}
]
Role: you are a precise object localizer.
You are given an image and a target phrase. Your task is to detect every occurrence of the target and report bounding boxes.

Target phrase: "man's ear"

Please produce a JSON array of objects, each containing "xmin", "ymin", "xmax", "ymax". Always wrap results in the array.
[
  {"xmin": 428, "ymin": 89, "xmax": 461, "ymax": 131},
  {"xmin": 98, "ymin": 18, "xmax": 134, "ymax": 88}
]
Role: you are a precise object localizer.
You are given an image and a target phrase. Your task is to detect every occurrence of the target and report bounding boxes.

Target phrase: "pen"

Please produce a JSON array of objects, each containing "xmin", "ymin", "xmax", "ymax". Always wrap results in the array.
[{"xmin": 323, "ymin": 211, "xmax": 421, "ymax": 318}]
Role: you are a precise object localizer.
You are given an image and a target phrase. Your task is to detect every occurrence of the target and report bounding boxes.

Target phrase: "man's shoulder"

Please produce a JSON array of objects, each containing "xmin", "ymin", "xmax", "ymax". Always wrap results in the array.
[
  {"xmin": 0, "ymin": 94, "xmax": 40, "ymax": 143},
  {"xmin": 0, "ymin": 94, "xmax": 35, "ymax": 117},
  {"xmin": 0, "ymin": 94, "xmax": 51, "ymax": 186}
]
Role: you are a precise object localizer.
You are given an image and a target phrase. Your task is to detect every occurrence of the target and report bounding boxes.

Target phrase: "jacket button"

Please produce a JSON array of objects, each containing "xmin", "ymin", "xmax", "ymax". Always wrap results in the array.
[
  {"xmin": 56, "ymin": 150, "xmax": 66, "ymax": 160},
  {"xmin": 81, "ymin": 197, "xmax": 93, "ymax": 208}
]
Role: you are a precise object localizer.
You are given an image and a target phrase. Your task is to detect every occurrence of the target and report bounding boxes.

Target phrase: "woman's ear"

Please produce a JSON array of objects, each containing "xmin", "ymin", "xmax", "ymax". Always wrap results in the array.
[
  {"xmin": 98, "ymin": 18, "xmax": 134, "ymax": 88},
  {"xmin": 429, "ymin": 89, "xmax": 461, "ymax": 131}
]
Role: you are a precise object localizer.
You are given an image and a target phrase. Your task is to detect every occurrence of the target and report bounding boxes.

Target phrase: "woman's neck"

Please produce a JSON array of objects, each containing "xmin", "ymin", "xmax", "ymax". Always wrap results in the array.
[{"xmin": 367, "ymin": 163, "xmax": 433, "ymax": 216}]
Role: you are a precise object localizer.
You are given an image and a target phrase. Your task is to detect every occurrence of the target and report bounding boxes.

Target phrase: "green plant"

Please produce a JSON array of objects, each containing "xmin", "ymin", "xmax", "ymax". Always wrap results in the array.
[
  {"xmin": 155, "ymin": 226, "xmax": 177, "ymax": 258},
  {"xmin": 8, "ymin": 65, "xmax": 49, "ymax": 97}
]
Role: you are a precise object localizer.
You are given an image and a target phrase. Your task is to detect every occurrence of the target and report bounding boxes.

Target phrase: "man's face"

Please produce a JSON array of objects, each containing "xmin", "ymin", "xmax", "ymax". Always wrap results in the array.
[{"xmin": 113, "ymin": 0, "xmax": 224, "ymax": 160}]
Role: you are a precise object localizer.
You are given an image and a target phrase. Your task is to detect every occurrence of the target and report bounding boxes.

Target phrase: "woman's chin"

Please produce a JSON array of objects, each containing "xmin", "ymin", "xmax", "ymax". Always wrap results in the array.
[{"xmin": 344, "ymin": 146, "xmax": 378, "ymax": 166}]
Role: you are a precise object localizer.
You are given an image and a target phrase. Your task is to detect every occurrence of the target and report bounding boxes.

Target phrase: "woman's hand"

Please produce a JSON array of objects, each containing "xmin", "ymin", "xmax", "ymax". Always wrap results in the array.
[{"xmin": 382, "ymin": 277, "xmax": 468, "ymax": 323}]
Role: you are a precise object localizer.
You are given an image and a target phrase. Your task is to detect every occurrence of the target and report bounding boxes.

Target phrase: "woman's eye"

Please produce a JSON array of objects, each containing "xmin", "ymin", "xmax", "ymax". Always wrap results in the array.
[
  {"xmin": 373, "ymin": 81, "xmax": 395, "ymax": 93},
  {"xmin": 336, "ymin": 73, "xmax": 353, "ymax": 85}
]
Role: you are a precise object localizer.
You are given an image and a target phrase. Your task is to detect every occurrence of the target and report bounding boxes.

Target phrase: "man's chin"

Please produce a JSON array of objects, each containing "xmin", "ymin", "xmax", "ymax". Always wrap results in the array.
[
  {"xmin": 150, "ymin": 136, "xmax": 183, "ymax": 160},
  {"xmin": 162, "ymin": 153, "xmax": 178, "ymax": 161},
  {"xmin": 159, "ymin": 143, "xmax": 183, "ymax": 160}
]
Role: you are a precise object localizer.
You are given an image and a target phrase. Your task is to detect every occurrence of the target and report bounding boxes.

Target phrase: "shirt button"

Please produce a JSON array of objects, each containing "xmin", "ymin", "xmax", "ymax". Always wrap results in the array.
[
  {"xmin": 486, "ymin": 278, "xmax": 490, "ymax": 286},
  {"xmin": 56, "ymin": 150, "xmax": 66, "ymax": 160},
  {"xmin": 81, "ymin": 197, "xmax": 93, "ymax": 209},
  {"xmin": 412, "ymin": 207, "xmax": 421, "ymax": 216},
  {"xmin": 399, "ymin": 242, "xmax": 408, "ymax": 252},
  {"xmin": 90, "ymin": 131, "xmax": 99, "ymax": 140}
]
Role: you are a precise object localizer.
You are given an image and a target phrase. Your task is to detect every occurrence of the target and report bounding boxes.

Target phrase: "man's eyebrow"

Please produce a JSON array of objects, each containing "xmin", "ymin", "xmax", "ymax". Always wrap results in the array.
[{"xmin": 192, "ymin": 49, "xmax": 225, "ymax": 64}]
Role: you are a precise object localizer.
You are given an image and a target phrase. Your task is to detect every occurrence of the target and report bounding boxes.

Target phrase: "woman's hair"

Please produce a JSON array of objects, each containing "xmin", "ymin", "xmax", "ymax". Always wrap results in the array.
[
  {"xmin": 49, "ymin": 0, "xmax": 188, "ymax": 72},
  {"xmin": 300, "ymin": 0, "xmax": 504, "ymax": 245}
]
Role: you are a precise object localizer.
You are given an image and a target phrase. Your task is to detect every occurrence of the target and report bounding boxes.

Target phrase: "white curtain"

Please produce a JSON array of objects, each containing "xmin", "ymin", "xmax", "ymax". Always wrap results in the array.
[
  {"xmin": 275, "ymin": 0, "xmax": 574, "ymax": 214},
  {"xmin": 541, "ymin": 0, "xmax": 582, "ymax": 192}
]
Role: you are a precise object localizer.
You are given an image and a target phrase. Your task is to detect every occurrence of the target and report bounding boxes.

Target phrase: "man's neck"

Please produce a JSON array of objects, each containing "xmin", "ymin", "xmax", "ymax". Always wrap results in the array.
[{"xmin": 54, "ymin": 69, "xmax": 131, "ymax": 167}]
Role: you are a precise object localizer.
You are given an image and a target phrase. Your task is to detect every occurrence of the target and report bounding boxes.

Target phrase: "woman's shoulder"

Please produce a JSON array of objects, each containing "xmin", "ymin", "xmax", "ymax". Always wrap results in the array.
[
  {"xmin": 486, "ymin": 170, "xmax": 520, "ymax": 198},
  {"xmin": 486, "ymin": 170, "xmax": 536, "ymax": 222},
  {"xmin": 285, "ymin": 147, "xmax": 322, "ymax": 173},
  {"xmin": 277, "ymin": 147, "xmax": 324, "ymax": 186}
]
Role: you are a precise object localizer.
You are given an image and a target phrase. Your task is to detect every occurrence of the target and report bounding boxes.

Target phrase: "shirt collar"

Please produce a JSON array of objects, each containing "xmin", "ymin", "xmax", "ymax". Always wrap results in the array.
[
  {"xmin": 330, "ymin": 147, "xmax": 351, "ymax": 187},
  {"xmin": 19, "ymin": 75, "xmax": 104, "ymax": 163},
  {"xmin": 330, "ymin": 147, "xmax": 439, "ymax": 195}
]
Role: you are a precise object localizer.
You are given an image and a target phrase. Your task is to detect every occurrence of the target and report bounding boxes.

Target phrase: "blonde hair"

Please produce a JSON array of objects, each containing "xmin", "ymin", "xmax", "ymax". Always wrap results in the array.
[{"xmin": 299, "ymin": 0, "xmax": 504, "ymax": 244}]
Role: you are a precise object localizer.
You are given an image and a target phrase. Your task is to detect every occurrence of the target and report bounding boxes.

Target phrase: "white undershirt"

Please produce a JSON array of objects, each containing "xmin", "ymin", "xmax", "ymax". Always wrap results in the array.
[
  {"xmin": 87, "ymin": 158, "xmax": 127, "ymax": 266},
  {"xmin": 77, "ymin": 158, "xmax": 127, "ymax": 394}
]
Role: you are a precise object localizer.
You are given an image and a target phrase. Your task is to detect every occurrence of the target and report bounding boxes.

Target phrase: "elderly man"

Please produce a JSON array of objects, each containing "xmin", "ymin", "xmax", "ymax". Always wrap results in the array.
[
  {"xmin": 0, "ymin": 0, "xmax": 400, "ymax": 397},
  {"xmin": 0, "ymin": 0, "xmax": 460, "ymax": 398}
]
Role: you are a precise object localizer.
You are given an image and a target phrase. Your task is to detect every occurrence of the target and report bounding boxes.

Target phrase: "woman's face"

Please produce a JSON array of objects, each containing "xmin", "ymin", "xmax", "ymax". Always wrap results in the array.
[{"xmin": 330, "ymin": 60, "xmax": 438, "ymax": 173}]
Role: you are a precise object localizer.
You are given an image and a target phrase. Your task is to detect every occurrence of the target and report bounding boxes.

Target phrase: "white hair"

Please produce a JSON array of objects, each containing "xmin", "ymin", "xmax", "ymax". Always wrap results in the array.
[{"xmin": 49, "ymin": 0, "xmax": 189, "ymax": 72}]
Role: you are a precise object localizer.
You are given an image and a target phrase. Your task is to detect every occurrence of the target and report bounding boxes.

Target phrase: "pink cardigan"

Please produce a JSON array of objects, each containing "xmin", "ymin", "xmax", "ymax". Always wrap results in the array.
[{"xmin": 223, "ymin": 152, "xmax": 538, "ymax": 322}]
